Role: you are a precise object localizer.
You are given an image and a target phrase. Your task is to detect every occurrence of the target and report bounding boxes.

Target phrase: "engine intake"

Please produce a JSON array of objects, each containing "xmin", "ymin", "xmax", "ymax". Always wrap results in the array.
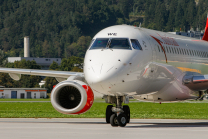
[{"xmin": 51, "ymin": 80, "xmax": 94, "ymax": 114}]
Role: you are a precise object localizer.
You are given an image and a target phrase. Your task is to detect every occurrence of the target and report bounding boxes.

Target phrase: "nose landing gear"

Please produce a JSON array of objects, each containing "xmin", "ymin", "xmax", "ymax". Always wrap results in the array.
[{"xmin": 104, "ymin": 95, "xmax": 130, "ymax": 127}]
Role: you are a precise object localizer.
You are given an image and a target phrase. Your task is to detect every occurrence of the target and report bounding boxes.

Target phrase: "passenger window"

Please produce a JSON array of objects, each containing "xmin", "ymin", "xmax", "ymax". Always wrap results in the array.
[
  {"xmin": 169, "ymin": 47, "xmax": 171, "ymax": 53},
  {"xmin": 174, "ymin": 48, "xmax": 177, "ymax": 54},
  {"xmin": 166, "ymin": 46, "xmax": 169, "ymax": 53},
  {"xmin": 189, "ymin": 50, "xmax": 192, "ymax": 56},
  {"xmin": 186, "ymin": 49, "xmax": 189, "ymax": 55},
  {"xmin": 90, "ymin": 38, "xmax": 109, "ymax": 49},
  {"xmin": 110, "ymin": 38, "xmax": 131, "ymax": 49},
  {"xmin": 184, "ymin": 49, "xmax": 186, "ymax": 55},
  {"xmin": 157, "ymin": 45, "xmax": 160, "ymax": 52},
  {"xmin": 131, "ymin": 39, "xmax": 142, "ymax": 50},
  {"xmin": 171, "ymin": 47, "xmax": 174, "ymax": 54},
  {"xmin": 174, "ymin": 47, "xmax": 178, "ymax": 54},
  {"xmin": 179, "ymin": 48, "xmax": 182, "ymax": 55}
]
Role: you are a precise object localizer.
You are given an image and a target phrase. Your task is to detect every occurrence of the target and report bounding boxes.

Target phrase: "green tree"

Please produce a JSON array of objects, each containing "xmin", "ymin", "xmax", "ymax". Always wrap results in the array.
[
  {"xmin": 60, "ymin": 56, "xmax": 83, "ymax": 71},
  {"xmin": 49, "ymin": 61, "xmax": 59, "ymax": 70},
  {"xmin": 186, "ymin": 0, "xmax": 196, "ymax": 29},
  {"xmin": 1, "ymin": 59, "xmax": 42, "ymax": 88},
  {"xmin": 43, "ymin": 77, "xmax": 58, "ymax": 94},
  {"xmin": 175, "ymin": 1, "xmax": 183, "ymax": 30},
  {"xmin": 76, "ymin": 36, "xmax": 91, "ymax": 57},
  {"xmin": 0, "ymin": 49, "xmax": 7, "ymax": 67},
  {"xmin": 165, "ymin": 0, "xmax": 178, "ymax": 31}
]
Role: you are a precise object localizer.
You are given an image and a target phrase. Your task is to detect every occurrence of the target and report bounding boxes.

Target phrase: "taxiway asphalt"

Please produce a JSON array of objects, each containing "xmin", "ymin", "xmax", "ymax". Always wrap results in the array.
[{"xmin": 0, "ymin": 118, "xmax": 208, "ymax": 139}]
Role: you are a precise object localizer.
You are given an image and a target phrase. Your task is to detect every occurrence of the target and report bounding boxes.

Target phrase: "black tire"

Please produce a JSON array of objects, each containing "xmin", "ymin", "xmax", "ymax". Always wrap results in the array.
[
  {"xmin": 106, "ymin": 105, "xmax": 113, "ymax": 123},
  {"xmin": 117, "ymin": 113, "xmax": 127, "ymax": 127},
  {"xmin": 123, "ymin": 105, "xmax": 130, "ymax": 123},
  {"xmin": 110, "ymin": 114, "xmax": 118, "ymax": 127}
]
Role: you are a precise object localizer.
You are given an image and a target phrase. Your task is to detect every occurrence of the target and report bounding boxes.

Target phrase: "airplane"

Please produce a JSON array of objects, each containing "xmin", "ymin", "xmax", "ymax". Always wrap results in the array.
[{"xmin": 0, "ymin": 15, "xmax": 208, "ymax": 127}]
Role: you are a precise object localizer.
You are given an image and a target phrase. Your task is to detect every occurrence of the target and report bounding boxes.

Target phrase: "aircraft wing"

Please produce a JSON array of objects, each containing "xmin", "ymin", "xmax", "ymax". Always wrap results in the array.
[
  {"xmin": 183, "ymin": 75, "xmax": 208, "ymax": 91},
  {"xmin": 0, "ymin": 67, "xmax": 84, "ymax": 82}
]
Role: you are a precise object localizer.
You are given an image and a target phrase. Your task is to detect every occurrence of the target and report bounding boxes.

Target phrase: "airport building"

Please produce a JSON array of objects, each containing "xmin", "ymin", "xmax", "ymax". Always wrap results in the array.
[
  {"xmin": 168, "ymin": 31, "xmax": 204, "ymax": 40},
  {"xmin": 0, "ymin": 88, "xmax": 47, "ymax": 99},
  {"xmin": 8, "ymin": 57, "xmax": 61, "ymax": 69},
  {"xmin": 7, "ymin": 36, "xmax": 61, "ymax": 69}
]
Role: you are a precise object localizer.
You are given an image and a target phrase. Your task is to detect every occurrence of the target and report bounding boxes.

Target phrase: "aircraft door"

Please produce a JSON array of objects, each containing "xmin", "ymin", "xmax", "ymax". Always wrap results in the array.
[
  {"xmin": 140, "ymin": 30, "xmax": 157, "ymax": 62},
  {"xmin": 140, "ymin": 30, "xmax": 158, "ymax": 77}
]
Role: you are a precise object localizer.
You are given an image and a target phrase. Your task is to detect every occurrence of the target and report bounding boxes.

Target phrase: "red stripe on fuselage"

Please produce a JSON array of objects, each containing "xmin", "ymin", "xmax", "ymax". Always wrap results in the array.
[
  {"xmin": 202, "ymin": 16, "xmax": 208, "ymax": 42},
  {"xmin": 150, "ymin": 35, "xmax": 168, "ymax": 63}
]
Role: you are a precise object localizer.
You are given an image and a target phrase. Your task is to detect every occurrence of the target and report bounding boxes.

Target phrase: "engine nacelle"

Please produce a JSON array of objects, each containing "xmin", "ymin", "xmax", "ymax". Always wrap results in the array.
[{"xmin": 51, "ymin": 80, "xmax": 94, "ymax": 115}]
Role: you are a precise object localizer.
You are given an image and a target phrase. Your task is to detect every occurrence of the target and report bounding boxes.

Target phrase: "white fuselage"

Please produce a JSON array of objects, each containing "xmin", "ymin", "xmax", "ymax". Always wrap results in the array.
[{"xmin": 84, "ymin": 25, "xmax": 208, "ymax": 102}]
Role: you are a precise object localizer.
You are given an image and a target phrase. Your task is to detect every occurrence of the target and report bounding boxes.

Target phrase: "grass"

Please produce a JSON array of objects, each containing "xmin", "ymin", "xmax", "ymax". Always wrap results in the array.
[{"xmin": 1, "ymin": 101, "xmax": 208, "ymax": 119}]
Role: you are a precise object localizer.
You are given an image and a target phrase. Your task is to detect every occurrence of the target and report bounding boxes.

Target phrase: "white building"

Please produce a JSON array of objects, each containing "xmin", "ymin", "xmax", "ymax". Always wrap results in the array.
[
  {"xmin": 7, "ymin": 57, "xmax": 61, "ymax": 69},
  {"xmin": 0, "ymin": 88, "xmax": 47, "ymax": 99},
  {"xmin": 168, "ymin": 31, "xmax": 204, "ymax": 40},
  {"xmin": 7, "ymin": 36, "xmax": 62, "ymax": 69}
]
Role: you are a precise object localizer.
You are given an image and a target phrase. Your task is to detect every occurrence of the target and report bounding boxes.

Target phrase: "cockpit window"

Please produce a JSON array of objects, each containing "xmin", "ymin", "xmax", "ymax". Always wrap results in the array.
[
  {"xmin": 90, "ymin": 38, "xmax": 131, "ymax": 50},
  {"xmin": 130, "ymin": 39, "xmax": 142, "ymax": 50},
  {"xmin": 90, "ymin": 38, "xmax": 109, "ymax": 49},
  {"xmin": 88, "ymin": 39, "xmax": 95, "ymax": 49},
  {"xmin": 109, "ymin": 38, "xmax": 131, "ymax": 49}
]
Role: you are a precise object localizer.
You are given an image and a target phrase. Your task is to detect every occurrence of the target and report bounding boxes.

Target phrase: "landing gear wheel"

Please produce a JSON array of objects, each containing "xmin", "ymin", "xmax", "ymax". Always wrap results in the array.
[
  {"xmin": 123, "ymin": 105, "xmax": 130, "ymax": 123},
  {"xmin": 106, "ymin": 105, "xmax": 113, "ymax": 123},
  {"xmin": 117, "ymin": 113, "xmax": 127, "ymax": 127},
  {"xmin": 110, "ymin": 114, "xmax": 118, "ymax": 127}
]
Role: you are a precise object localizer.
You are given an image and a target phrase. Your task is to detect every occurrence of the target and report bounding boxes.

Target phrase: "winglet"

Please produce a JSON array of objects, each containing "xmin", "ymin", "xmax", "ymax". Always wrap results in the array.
[{"xmin": 202, "ymin": 13, "xmax": 208, "ymax": 41}]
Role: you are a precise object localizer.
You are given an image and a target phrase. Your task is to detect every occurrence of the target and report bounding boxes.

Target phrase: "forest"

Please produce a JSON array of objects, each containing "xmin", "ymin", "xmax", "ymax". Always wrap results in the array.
[
  {"xmin": 0, "ymin": 0, "xmax": 208, "ymax": 91},
  {"xmin": 0, "ymin": 0, "xmax": 208, "ymax": 58}
]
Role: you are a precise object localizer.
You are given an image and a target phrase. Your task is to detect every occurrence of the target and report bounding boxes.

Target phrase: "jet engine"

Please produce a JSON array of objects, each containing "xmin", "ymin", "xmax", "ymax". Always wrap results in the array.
[{"xmin": 51, "ymin": 80, "xmax": 94, "ymax": 115}]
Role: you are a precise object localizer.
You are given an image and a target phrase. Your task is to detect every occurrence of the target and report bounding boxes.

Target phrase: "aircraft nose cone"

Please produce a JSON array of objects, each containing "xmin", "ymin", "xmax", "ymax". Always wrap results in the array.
[{"xmin": 85, "ymin": 63, "xmax": 115, "ymax": 84}]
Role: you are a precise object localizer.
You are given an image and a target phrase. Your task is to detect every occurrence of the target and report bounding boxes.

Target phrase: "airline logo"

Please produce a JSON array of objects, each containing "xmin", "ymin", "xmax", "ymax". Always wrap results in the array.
[
  {"xmin": 150, "ymin": 34, "xmax": 179, "ymax": 63},
  {"xmin": 156, "ymin": 33, "xmax": 179, "ymax": 46},
  {"xmin": 108, "ymin": 33, "xmax": 117, "ymax": 36},
  {"xmin": 150, "ymin": 35, "xmax": 168, "ymax": 63}
]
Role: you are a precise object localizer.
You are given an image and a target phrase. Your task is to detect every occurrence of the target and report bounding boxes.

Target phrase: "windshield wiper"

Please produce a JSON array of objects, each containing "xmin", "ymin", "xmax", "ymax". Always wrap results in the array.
[{"xmin": 106, "ymin": 39, "xmax": 113, "ymax": 51}]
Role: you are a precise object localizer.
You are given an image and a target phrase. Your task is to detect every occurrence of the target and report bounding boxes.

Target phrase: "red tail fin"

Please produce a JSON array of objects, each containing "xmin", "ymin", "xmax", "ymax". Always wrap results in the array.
[{"xmin": 202, "ymin": 14, "xmax": 208, "ymax": 41}]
